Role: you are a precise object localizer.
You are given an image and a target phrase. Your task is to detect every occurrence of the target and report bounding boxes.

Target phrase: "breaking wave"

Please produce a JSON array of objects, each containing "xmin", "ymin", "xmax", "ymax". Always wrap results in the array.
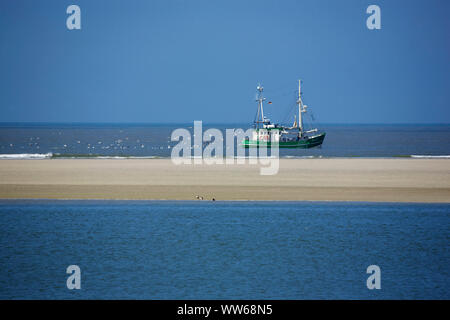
[
  {"xmin": 0, "ymin": 153, "xmax": 53, "ymax": 159},
  {"xmin": 410, "ymin": 155, "xmax": 450, "ymax": 159}
]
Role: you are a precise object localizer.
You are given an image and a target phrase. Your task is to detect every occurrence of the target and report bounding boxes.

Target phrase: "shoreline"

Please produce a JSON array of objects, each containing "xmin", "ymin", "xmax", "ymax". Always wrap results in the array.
[
  {"xmin": 0, "ymin": 198, "xmax": 449, "ymax": 205},
  {"xmin": 0, "ymin": 158, "xmax": 449, "ymax": 203},
  {"xmin": 1, "ymin": 154, "xmax": 450, "ymax": 160}
]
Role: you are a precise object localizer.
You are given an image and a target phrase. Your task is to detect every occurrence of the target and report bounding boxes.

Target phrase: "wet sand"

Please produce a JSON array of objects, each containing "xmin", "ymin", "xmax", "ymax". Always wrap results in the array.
[{"xmin": 0, "ymin": 159, "xmax": 449, "ymax": 202}]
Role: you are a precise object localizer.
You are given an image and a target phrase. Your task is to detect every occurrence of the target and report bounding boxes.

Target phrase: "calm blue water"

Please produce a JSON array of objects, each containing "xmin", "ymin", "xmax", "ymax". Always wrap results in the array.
[
  {"xmin": 0, "ymin": 200, "xmax": 448, "ymax": 299},
  {"xmin": 0, "ymin": 123, "xmax": 449, "ymax": 158}
]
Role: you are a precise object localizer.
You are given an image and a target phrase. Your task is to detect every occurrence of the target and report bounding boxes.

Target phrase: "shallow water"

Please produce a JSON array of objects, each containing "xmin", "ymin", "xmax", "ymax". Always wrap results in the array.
[{"xmin": 0, "ymin": 200, "xmax": 448, "ymax": 299}]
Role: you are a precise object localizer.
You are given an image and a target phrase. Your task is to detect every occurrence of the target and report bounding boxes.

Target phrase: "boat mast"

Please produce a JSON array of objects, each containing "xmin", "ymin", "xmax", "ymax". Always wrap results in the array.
[
  {"xmin": 255, "ymin": 84, "xmax": 265, "ymax": 129},
  {"xmin": 297, "ymin": 80, "xmax": 303, "ymax": 136}
]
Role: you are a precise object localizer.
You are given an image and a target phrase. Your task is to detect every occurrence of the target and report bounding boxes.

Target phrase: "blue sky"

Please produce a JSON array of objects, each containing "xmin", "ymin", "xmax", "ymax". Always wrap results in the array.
[{"xmin": 0, "ymin": 0, "xmax": 449, "ymax": 123}]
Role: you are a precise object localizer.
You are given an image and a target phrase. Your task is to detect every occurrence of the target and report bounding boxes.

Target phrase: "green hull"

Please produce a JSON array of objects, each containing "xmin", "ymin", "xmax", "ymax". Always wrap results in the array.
[{"xmin": 242, "ymin": 132, "xmax": 326, "ymax": 148}]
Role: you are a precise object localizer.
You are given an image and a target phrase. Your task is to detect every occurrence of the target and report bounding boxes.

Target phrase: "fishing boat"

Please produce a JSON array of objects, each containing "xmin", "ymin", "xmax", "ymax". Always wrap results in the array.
[{"xmin": 242, "ymin": 80, "xmax": 326, "ymax": 148}]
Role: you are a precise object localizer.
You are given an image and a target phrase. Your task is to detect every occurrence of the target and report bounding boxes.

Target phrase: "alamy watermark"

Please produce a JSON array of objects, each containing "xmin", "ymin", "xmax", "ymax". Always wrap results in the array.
[
  {"xmin": 366, "ymin": 265, "xmax": 381, "ymax": 290},
  {"xmin": 66, "ymin": 5, "xmax": 81, "ymax": 30},
  {"xmin": 66, "ymin": 265, "xmax": 81, "ymax": 290},
  {"xmin": 170, "ymin": 121, "xmax": 280, "ymax": 175},
  {"xmin": 366, "ymin": 5, "xmax": 381, "ymax": 30}
]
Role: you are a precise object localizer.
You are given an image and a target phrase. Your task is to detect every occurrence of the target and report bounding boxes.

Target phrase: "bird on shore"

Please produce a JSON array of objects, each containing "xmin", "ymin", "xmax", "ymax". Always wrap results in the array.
[{"xmin": 195, "ymin": 195, "xmax": 204, "ymax": 200}]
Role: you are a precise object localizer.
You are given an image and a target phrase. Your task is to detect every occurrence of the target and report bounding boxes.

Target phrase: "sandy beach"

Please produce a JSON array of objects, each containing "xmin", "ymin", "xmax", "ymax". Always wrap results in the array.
[{"xmin": 0, "ymin": 158, "xmax": 449, "ymax": 202}]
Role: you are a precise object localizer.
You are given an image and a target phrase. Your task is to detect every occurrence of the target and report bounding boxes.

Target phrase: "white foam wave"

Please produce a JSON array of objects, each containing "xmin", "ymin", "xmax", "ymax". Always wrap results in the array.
[
  {"xmin": 0, "ymin": 153, "xmax": 53, "ymax": 159},
  {"xmin": 411, "ymin": 155, "xmax": 450, "ymax": 159},
  {"xmin": 95, "ymin": 156, "xmax": 162, "ymax": 159},
  {"xmin": 282, "ymin": 155, "xmax": 318, "ymax": 159}
]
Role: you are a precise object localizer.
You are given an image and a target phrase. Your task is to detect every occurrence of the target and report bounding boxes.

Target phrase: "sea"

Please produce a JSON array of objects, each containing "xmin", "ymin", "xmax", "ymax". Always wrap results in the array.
[
  {"xmin": 0, "ymin": 200, "xmax": 448, "ymax": 299},
  {"xmin": 0, "ymin": 123, "xmax": 449, "ymax": 299},
  {"xmin": 0, "ymin": 122, "xmax": 449, "ymax": 158}
]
